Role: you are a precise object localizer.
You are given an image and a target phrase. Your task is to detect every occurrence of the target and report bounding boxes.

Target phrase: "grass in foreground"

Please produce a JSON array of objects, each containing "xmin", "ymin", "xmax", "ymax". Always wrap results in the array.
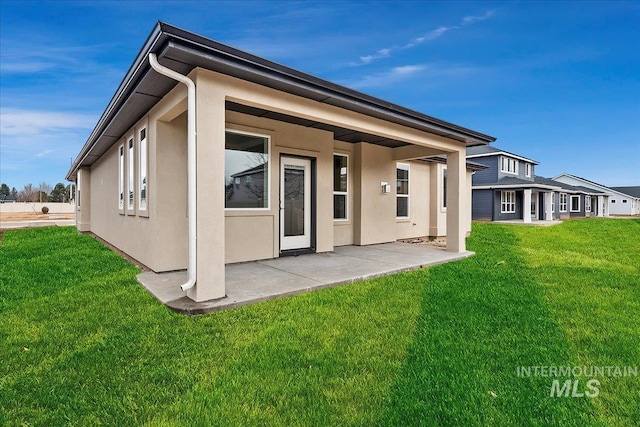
[{"xmin": 0, "ymin": 220, "xmax": 638, "ymax": 426}]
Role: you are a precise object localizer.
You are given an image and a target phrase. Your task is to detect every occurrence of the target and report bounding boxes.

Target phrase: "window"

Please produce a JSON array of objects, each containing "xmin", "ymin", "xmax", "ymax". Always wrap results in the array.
[
  {"xmin": 525, "ymin": 163, "xmax": 532, "ymax": 177},
  {"xmin": 500, "ymin": 156, "xmax": 518, "ymax": 174},
  {"xmin": 333, "ymin": 154, "xmax": 348, "ymax": 220},
  {"xmin": 127, "ymin": 137, "xmax": 134, "ymax": 211},
  {"xmin": 559, "ymin": 193, "xmax": 568, "ymax": 212},
  {"xmin": 623, "ymin": 199, "xmax": 628, "ymax": 203},
  {"xmin": 138, "ymin": 128, "xmax": 147, "ymax": 211},
  {"xmin": 611, "ymin": 199, "xmax": 616, "ymax": 203},
  {"xmin": 501, "ymin": 191, "xmax": 516, "ymax": 213},
  {"xmin": 570, "ymin": 195, "xmax": 580, "ymax": 212},
  {"xmin": 225, "ymin": 130, "xmax": 269, "ymax": 209},
  {"xmin": 442, "ymin": 167, "xmax": 447, "ymax": 209},
  {"xmin": 118, "ymin": 144, "xmax": 124, "ymax": 210},
  {"xmin": 585, "ymin": 196, "xmax": 591, "ymax": 212},
  {"xmin": 396, "ymin": 163, "xmax": 410, "ymax": 218}
]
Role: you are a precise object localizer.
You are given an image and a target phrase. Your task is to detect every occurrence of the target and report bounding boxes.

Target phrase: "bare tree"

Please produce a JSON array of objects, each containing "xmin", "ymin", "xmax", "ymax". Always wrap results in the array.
[
  {"xmin": 19, "ymin": 183, "xmax": 34, "ymax": 202},
  {"xmin": 37, "ymin": 182, "xmax": 52, "ymax": 202}
]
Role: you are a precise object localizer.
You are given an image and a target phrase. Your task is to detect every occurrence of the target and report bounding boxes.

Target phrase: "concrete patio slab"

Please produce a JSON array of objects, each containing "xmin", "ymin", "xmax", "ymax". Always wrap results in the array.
[{"xmin": 137, "ymin": 243, "xmax": 474, "ymax": 315}]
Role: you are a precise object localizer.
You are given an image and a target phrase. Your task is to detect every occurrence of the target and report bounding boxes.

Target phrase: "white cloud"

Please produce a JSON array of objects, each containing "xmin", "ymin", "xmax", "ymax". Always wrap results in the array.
[
  {"xmin": 356, "ymin": 10, "xmax": 495, "ymax": 65},
  {"xmin": 349, "ymin": 65, "xmax": 425, "ymax": 89},
  {"xmin": 0, "ymin": 109, "xmax": 96, "ymax": 136},
  {"xmin": 462, "ymin": 10, "xmax": 495, "ymax": 25}
]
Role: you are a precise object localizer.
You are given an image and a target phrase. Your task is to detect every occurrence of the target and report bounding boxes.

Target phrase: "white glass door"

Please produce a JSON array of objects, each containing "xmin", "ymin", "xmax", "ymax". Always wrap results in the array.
[{"xmin": 280, "ymin": 157, "xmax": 311, "ymax": 251}]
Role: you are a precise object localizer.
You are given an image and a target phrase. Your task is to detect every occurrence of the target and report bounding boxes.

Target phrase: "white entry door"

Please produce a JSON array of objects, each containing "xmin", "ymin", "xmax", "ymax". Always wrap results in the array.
[
  {"xmin": 280, "ymin": 157, "xmax": 312, "ymax": 251},
  {"xmin": 531, "ymin": 192, "xmax": 538, "ymax": 220}
]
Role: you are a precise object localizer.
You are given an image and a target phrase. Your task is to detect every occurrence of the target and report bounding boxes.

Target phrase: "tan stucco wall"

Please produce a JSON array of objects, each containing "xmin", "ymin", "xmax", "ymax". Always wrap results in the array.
[
  {"xmin": 396, "ymin": 160, "xmax": 430, "ymax": 239},
  {"xmin": 353, "ymin": 143, "xmax": 397, "ymax": 245},
  {"xmin": 223, "ymin": 111, "xmax": 335, "ymax": 264},
  {"xmin": 333, "ymin": 141, "xmax": 354, "ymax": 246}
]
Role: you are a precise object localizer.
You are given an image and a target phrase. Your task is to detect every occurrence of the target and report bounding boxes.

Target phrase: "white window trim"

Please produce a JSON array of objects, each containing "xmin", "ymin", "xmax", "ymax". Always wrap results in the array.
[
  {"xmin": 500, "ymin": 156, "xmax": 518, "ymax": 175},
  {"xmin": 396, "ymin": 162, "xmax": 410, "ymax": 219},
  {"xmin": 224, "ymin": 129, "xmax": 271, "ymax": 211},
  {"xmin": 559, "ymin": 193, "xmax": 568, "ymax": 212},
  {"xmin": 525, "ymin": 163, "xmax": 532, "ymax": 178},
  {"xmin": 570, "ymin": 195, "xmax": 581, "ymax": 212},
  {"xmin": 138, "ymin": 126, "xmax": 148, "ymax": 212},
  {"xmin": 118, "ymin": 143, "xmax": 124, "ymax": 211},
  {"xmin": 126, "ymin": 135, "xmax": 135, "ymax": 212},
  {"xmin": 501, "ymin": 190, "xmax": 516, "ymax": 213},
  {"xmin": 333, "ymin": 153, "xmax": 349, "ymax": 221}
]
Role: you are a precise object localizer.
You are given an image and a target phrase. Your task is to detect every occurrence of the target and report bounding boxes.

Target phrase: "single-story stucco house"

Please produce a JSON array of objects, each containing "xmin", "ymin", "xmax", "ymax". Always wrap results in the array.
[{"xmin": 66, "ymin": 22, "xmax": 495, "ymax": 302}]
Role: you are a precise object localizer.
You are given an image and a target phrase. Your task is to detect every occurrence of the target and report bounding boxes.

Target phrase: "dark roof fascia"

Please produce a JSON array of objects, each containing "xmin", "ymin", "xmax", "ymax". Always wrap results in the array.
[{"xmin": 66, "ymin": 21, "xmax": 496, "ymax": 181}]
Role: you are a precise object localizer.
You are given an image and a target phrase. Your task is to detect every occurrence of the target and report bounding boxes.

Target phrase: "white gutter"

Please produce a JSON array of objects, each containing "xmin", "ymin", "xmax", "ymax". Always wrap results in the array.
[{"xmin": 148, "ymin": 53, "xmax": 197, "ymax": 292}]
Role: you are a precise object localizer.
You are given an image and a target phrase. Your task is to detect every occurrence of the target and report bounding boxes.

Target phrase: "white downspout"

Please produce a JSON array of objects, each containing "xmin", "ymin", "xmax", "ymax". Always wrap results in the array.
[{"xmin": 148, "ymin": 53, "xmax": 197, "ymax": 292}]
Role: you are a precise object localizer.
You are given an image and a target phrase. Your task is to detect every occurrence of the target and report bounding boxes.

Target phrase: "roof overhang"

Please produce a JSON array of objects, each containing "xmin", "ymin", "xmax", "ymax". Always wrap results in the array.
[
  {"xmin": 467, "ymin": 151, "xmax": 539, "ymax": 165},
  {"xmin": 67, "ymin": 22, "xmax": 496, "ymax": 181}
]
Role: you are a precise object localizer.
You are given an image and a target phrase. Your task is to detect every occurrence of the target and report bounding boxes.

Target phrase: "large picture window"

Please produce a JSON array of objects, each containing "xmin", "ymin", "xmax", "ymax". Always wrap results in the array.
[
  {"xmin": 559, "ymin": 193, "xmax": 568, "ymax": 212},
  {"xmin": 225, "ymin": 131, "xmax": 269, "ymax": 209},
  {"xmin": 501, "ymin": 190, "xmax": 516, "ymax": 213},
  {"xmin": 138, "ymin": 127, "xmax": 147, "ymax": 211},
  {"xmin": 570, "ymin": 195, "xmax": 580, "ymax": 212},
  {"xmin": 396, "ymin": 163, "xmax": 410, "ymax": 218},
  {"xmin": 333, "ymin": 154, "xmax": 348, "ymax": 220}
]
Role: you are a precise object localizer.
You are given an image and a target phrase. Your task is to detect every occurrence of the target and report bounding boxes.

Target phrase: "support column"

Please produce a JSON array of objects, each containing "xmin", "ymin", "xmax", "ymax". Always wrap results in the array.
[
  {"xmin": 187, "ymin": 71, "xmax": 226, "ymax": 302},
  {"xmin": 545, "ymin": 191, "xmax": 553, "ymax": 221},
  {"xmin": 523, "ymin": 189, "xmax": 532, "ymax": 223},
  {"xmin": 446, "ymin": 150, "xmax": 465, "ymax": 253}
]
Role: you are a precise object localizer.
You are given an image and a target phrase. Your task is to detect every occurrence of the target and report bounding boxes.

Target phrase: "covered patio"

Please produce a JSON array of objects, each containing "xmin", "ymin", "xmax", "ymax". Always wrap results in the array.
[{"xmin": 137, "ymin": 242, "xmax": 473, "ymax": 314}]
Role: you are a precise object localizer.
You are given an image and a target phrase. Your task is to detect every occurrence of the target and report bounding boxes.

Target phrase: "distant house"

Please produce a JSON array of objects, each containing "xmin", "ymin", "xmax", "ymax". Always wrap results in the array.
[
  {"xmin": 554, "ymin": 174, "xmax": 640, "ymax": 216},
  {"xmin": 0, "ymin": 194, "xmax": 16, "ymax": 203},
  {"xmin": 610, "ymin": 186, "xmax": 640, "ymax": 215},
  {"xmin": 467, "ymin": 146, "xmax": 605, "ymax": 222},
  {"xmin": 467, "ymin": 146, "xmax": 553, "ymax": 222},
  {"xmin": 65, "ymin": 22, "xmax": 496, "ymax": 303}
]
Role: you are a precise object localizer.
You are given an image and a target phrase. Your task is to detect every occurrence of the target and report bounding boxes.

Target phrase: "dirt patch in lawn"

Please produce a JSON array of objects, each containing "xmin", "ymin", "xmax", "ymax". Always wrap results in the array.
[{"xmin": 399, "ymin": 236, "xmax": 447, "ymax": 248}]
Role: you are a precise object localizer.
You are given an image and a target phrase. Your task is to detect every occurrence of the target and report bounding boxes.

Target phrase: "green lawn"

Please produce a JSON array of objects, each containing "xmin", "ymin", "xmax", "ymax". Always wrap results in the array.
[{"xmin": 1, "ymin": 220, "xmax": 638, "ymax": 426}]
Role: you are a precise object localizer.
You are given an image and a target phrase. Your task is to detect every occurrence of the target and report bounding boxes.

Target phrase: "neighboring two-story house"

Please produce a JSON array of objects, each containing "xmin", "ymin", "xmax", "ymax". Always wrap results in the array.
[
  {"xmin": 467, "ymin": 146, "xmax": 555, "ymax": 222},
  {"xmin": 466, "ymin": 146, "xmax": 605, "ymax": 222}
]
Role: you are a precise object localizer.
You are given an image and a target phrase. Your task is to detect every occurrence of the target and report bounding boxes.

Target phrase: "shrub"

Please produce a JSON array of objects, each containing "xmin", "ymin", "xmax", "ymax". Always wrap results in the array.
[{"xmin": 41, "ymin": 206, "xmax": 49, "ymax": 214}]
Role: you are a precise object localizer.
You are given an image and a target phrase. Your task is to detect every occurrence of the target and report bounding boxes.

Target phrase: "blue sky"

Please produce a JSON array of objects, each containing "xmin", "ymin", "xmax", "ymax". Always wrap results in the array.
[{"xmin": 1, "ymin": 0, "xmax": 639, "ymax": 189}]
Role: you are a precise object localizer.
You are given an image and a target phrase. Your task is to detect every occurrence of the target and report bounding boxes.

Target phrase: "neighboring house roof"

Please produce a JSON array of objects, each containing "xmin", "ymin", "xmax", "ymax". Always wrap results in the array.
[
  {"xmin": 472, "ymin": 176, "xmax": 558, "ymax": 190},
  {"xmin": 553, "ymin": 173, "xmax": 635, "ymax": 198},
  {"xmin": 66, "ymin": 21, "xmax": 496, "ymax": 181},
  {"xmin": 610, "ymin": 186, "xmax": 640, "ymax": 198},
  {"xmin": 230, "ymin": 164, "xmax": 265, "ymax": 178},
  {"xmin": 0, "ymin": 195, "xmax": 16, "ymax": 202},
  {"xmin": 421, "ymin": 156, "xmax": 489, "ymax": 171},
  {"xmin": 533, "ymin": 176, "xmax": 593, "ymax": 194},
  {"xmin": 466, "ymin": 145, "xmax": 539, "ymax": 165}
]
